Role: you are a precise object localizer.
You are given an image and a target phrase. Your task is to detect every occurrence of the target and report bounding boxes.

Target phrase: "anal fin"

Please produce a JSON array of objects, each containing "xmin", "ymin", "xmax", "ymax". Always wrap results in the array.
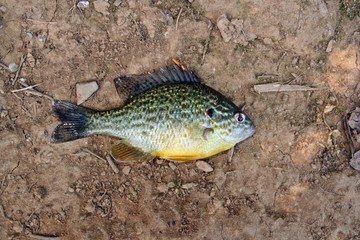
[
  {"xmin": 164, "ymin": 155, "xmax": 202, "ymax": 162},
  {"xmin": 110, "ymin": 140, "xmax": 154, "ymax": 162}
]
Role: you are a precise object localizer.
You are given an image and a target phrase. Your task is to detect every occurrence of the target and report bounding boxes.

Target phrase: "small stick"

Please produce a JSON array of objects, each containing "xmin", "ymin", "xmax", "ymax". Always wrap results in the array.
[
  {"xmin": 80, "ymin": 147, "xmax": 107, "ymax": 162},
  {"xmin": 17, "ymin": 80, "xmax": 53, "ymax": 100},
  {"xmin": 254, "ymin": 83, "xmax": 321, "ymax": 93},
  {"xmin": 25, "ymin": 89, "xmax": 54, "ymax": 100},
  {"xmin": 106, "ymin": 156, "xmax": 120, "ymax": 174},
  {"xmin": 29, "ymin": 233, "xmax": 60, "ymax": 240},
  {"xmin": 27, "ymin": 19, "xmax": 57, "ymax": 24},
  {"xmin": 80, "ymin": 147, "xmax": 119, "ymax": 174},
  {"xmin": 11, "ymin": 83, "xmax": 41, "ymax": 93},
  {"xmin": 176, "ymin": 8, "xmax": 183, "ymax": 30},
  {"xmin": 228, "ymin": 147, "xmax": 235, "ymax": 163},
  {"xmin": 12, "ymin": 55, "xmax": 26, "ymax": 85},
  {"xmin": 0, "ymin": 62, "xmax": 10, "ymax": 71},
  {"xmin": 201, "ymin": 21, "xmax": 213, "ymax": 64}
]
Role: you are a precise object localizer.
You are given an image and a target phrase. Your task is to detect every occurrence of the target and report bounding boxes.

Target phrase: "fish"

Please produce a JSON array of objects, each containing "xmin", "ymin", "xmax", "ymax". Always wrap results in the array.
[{"xmin": 51, "ymin": 61, "xmax": 255, "ymax": 162}]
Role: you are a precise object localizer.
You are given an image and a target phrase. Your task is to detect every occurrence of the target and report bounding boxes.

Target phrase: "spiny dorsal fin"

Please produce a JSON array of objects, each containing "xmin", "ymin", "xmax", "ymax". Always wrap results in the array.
[
  {"xmin": 114, "ymin": 61, "xmax": 201, "ymax": 100},
  {"xmin": 110, "ymin": 140, "xmax": 154, "ymax": 162}
]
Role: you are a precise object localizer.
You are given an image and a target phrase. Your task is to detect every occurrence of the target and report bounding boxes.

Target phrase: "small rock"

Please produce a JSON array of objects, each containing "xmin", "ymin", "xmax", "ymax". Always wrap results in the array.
[
  {"xmin": 12, "ymin": 223, "xmax": 23, "ymax": 233},
  {"xmin": 326, "ymin": 39, "xmax": 335, "ymax": 53},
  {"xmin": 0, "ymin": 6, "xmax": 7, "ymax": 12},
  {"xmin": 8, "ymin": 63, "xmax": 18, "ymax": 72},
  {"xmin": 263, "ymin": 37, "xmax": 273, "ymax": 45},
  {"xmin": 196, "ymin": 161, "xmax": 213, "ymax": 172},
  {"xmin": 217, "ymin": 14, "xmax": 256, "ymax": 45},
  {"xmin": 122, "ymin": 166, "xmax": 131, "ymax": 175},
  {"xmin": 181, "ymin": 183, "xmax": 197, "ymax": 190},
  {"xmin": 156, "ymin": 158, "xmax": 164, "ymax": 165},
  {"xmin": 311, "ymin": 163, "xmax": 317, "ymax": 169},
  {"xmin": 76, "ymin": 81, "xmax": 99, "ymax": 105},
  {"xmin": 167, "ymin": 181, "xmax": 177, "ymax": 189},
  {"xmin": 68, "ymin": 187, "xmax": 75, "ymax": 193},
  {"xmin": 0, "ymin": 110, "xmax": 8, "ymax": 118},
  {"xmin": 310, "ymin": 59, "xmax": 316, "ymax": 67},
  {"xmin": 323, "ymin": 104, "xmax": 336, "ymax": 114},
  {"xmin": 156, "ymin": 183, "xmax": 168, "ymax": 193},
  {"xmin": 169, "ymin": 162, "xmax": 177, "ymax": 170},
  {"xmin": 207, "ymin": 200, "xmax": 222, "ymax": 215},
  {"xmin": 77, "ymin": 0, "xmax": 89, "ymax": 9},
  {"xmin": 113, "ymin": 0, "xmax": 122, "ymax": 7},
  {"xmin": 292, "ymin": 57, "xmax": 299, "ymax": 65},
  {"xmin": 27, "ymin": 52, "xmax": 36, "ymax": 68},
  {"xmin": 84, "ymin": 203, "xmax": 95, "ymax": 213},
  {"xmin": 94, "ymin": 0, "xmax": 110, "ymax": 16}
]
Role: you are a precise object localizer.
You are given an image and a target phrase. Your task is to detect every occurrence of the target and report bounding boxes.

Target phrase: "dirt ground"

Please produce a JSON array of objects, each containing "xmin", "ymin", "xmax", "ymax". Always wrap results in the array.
[{"xmin": 0, "ymin": 0, "xmax": 359, "ymax": 239}]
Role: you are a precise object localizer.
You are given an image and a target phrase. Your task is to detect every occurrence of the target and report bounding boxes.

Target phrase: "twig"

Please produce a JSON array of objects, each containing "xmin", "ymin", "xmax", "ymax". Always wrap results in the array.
[
  {"xmin": 254, "ymin": 83, "xmax": 322, "ymax": 93},
  {"xmin": 12, "ymin": 55, "xmax": 26, "ymax": 85},
  {"xmin": 29, "ymin": 233, "xmax": 60, "ymax": 240},
  {"xmin": 80, "ymin": 147, "xmax": 107, "ymax": 162},
  {"xmin": 228, "ymin": 147, "xmax": 234, "ymax": 163},
  {"xmin": 106, "ymin": 156, "xmax": 120, "ymax": 174},
  {"xmin": 27, "ymin": 19, "xmax": 57, "ymax": 24},
  {"xmin": 201, "ymin": 21, "xmax": 213, "ymax": 64},
  {"xmin": 80, "ymin": 147, "xmax": 119, "ymax": 174},
  {"xmin": 25, "ymin": 89, "xmax": 53, "ymax": 100},
  {"xmin": 11, "ymin": 83, "xmax": 41, "ymax": 93},
  {"xmin": 0, "ymin": 62, "xmax": 10, "ymax": 71},
  {"xmin": 176, "ymin": 8, "xmax": 183, "ymax": 31},
  {"xmin": 343, "ymin": 114, "xmax": 355, "ymax": 156},
  {"xmin": 17, "ymin": 80, "xmax": 53, "ymax": 100}
]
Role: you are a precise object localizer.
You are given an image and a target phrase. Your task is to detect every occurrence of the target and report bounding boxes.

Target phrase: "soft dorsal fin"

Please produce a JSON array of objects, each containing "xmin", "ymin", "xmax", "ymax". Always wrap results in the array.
[{"xmin": 114, "ymin": 61, "xmax": 201, "ymax": 100}]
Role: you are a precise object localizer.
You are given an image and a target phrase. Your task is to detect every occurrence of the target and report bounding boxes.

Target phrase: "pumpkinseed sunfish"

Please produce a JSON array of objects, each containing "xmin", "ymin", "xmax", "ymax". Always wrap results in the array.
[{"xmin": 51, "ymin": 61, "xmax": 255, "ymax": 161}]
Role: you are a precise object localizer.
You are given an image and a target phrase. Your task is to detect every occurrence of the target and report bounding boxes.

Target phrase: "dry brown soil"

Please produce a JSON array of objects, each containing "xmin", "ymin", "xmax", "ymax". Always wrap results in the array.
[{"xmin": 0, "ymin": 0, "xmax": 360, "ymax": 239}]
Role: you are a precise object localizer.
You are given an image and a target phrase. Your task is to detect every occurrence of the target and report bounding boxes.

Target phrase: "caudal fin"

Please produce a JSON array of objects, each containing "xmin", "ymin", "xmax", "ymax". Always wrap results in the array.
[{"xmin": 51, "ymin": 100, "xmax": 94, "ymax": 143}]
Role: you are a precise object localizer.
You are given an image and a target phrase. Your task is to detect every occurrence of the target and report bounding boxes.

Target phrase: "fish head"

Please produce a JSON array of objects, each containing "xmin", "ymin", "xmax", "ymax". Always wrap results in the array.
[
  {"xmin": 223, "ymin": 111, "xmax": 255, "ymax": 143},
  {"xmin": 208, "ymin": 107, "xmax": 255, "ymax": 144}
]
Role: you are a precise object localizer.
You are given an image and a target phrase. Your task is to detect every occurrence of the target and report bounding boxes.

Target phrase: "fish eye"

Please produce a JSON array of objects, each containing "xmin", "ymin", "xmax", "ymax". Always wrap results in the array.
[
  {"xmin": 205, "ymin": 108, "xmax": 214, "ymax": 118},
  {"xmin": 234, "ymin": 112, "xmax": 246, "ymax": 123}
]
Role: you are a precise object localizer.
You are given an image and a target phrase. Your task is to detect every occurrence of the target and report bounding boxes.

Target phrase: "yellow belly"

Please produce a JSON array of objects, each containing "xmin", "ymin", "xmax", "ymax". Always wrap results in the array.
[{"xmin": 155, "ymin": 138, "xmax": 235, "ymax": 161}]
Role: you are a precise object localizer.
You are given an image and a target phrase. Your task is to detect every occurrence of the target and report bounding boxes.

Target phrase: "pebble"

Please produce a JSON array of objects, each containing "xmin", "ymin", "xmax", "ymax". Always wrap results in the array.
[
  {"xmin": 263, "ymin": 37, "xmax": 273, "ymax": 45},
  {"xmin": 76, "ymin": 81, "xmax": 99, "ymax": 105},
  {"xmin": 156, "ymin": 159, "xmax": 163, "ymax": 165},
  {"xmin": 122, "ymin": 166, "xmax": 131, "ymax": 175},
  {"xmin": 93, "ymin": 0, "xmax": 110, "ymax": 16},
  {"xmin": 156, "ymin": 183, "xmax": 168, "ymax": 193},
  {"xmin": 323, "ymin": 104, "xmax": 336, "ymax": 114},
  {"xmin": 8, "ymin": 63, "xmax": 18, "ymax": 72},
  {"xmin": 113, "ymin": 0, "xmax": 122, "ymax": 6},
  {"xmin": 196, "ymin": 161, "xmax": 213, "ymax": 173},
  {"xmin": 0, "ymin": 110, "xmax": 8, "ymax": 118},
  {"xmin": 84, "ymin": 203, "xmax": 95, "ymax": 213},
  {"xmin": 181, "ymin": 183, "xmax": 197, "ymax": 190},
  {"xmin": 68, "ymin": 187, "xmax": 75, "ymax": 193},
  {"xmin": 169, "ymin": 162, "xmax": 177, "ymax": 170},
  {"xmin": 12, "ymin": 223, "xmax": 23, "ymax": 233},
  {"xmin": 326, "ymin": 39, "xmax": 335, "ymax": 53},
  {"xmin": 207, "ymin": 200, "xmax": 222, "ymax": 215}
]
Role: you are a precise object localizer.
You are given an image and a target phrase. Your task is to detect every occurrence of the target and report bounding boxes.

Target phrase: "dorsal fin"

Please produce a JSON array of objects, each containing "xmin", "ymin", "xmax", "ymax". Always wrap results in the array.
[{"xmin": 114, "ymin": 61, "xmax": 201, "ymax": 100}]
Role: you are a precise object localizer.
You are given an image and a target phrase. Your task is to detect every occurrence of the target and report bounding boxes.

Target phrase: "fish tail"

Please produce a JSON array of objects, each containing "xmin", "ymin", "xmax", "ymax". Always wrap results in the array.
[{"xmin": 51, "ymin": 100, "xmax": 94, "ymax": 143}]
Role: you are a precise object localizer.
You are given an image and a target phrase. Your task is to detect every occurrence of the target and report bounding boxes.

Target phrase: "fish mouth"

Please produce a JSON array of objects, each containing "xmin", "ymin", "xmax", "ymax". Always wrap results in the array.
[{"xmin": 221, "ymin": 124, "xmax": 255, "ymax": 144}]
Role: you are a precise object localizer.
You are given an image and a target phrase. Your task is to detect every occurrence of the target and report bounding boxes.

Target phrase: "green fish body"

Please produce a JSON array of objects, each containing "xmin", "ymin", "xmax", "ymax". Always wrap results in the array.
[{"xmin": 51, "ymin": 63, "xmax": 255, "ymax": 161}]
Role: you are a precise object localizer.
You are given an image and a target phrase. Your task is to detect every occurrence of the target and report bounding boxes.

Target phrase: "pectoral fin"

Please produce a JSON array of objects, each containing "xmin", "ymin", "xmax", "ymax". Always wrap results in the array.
[
  {"xmin": 202, "ymin": 128, "xmax": 214, "ymax": 140},
  {"xmin": 111, "ymin": 141, "xmax": 154, "ymax": 161}
]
